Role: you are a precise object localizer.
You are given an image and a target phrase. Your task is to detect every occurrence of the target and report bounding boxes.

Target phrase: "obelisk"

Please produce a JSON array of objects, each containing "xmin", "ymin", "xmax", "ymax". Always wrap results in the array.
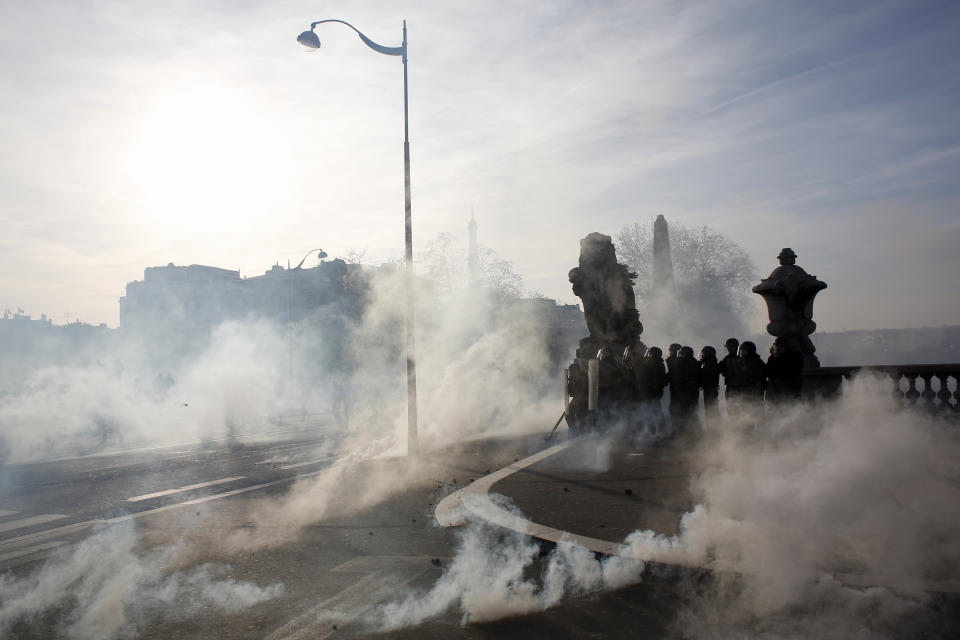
[{"xmin": 652, "ymin": 214, "xmax": 674, "ymax": 295}]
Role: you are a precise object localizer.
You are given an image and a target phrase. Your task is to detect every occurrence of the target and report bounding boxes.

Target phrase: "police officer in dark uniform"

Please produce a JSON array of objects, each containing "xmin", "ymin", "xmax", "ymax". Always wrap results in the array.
[
  {"xmin": 766, "ymin": 337, "xmax": 803, "ymax": 404},
  {"xmin": 565, "ymin": 362, "xmax": 590, "ymax": 433},
  {"xmin": 736, "ymin": 341, "xmax": 767, "ymax": 426},
  {"xmin": 637, "ymin": 347, "xmax": 667, "ymax": 435},
  {"xmin": 698, "ymin": 345, "xmax": 721, "ymax": 427},
  {"xmin": 718, "ymin": 338, "xmax": 739, "ymax": 398},
  {"xmin": 669, "ymin": 346, "xmax": 701, "ymax": 435}
]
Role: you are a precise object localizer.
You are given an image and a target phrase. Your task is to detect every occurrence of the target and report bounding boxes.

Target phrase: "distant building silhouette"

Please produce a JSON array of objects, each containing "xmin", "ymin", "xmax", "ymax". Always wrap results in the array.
[{"xmin": 119, "ymin": 259, "xmax": 365, "ymax": 339}]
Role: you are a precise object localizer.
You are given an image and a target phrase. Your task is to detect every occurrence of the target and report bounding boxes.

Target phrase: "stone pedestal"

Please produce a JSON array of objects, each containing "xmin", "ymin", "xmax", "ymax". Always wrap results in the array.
[
  {"xmin": 752, "ymin": 248, "xmax": 827, "ymax": 369},
  {"xmin": 565, "ymin": 233, "xmax": 643, "ymax": 430}
]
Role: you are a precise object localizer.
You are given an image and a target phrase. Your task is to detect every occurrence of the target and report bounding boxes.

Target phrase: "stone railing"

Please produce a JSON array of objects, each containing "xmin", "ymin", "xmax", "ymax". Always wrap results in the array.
[{"xmin": 802, "ymin": 364, "xmax": 960, "ymax": 412}]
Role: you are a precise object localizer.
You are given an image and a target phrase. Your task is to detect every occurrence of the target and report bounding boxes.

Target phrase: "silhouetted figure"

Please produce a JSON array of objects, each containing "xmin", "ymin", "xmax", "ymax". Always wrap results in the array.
[
  {"xmin": 621, "ymin": 342, "xmax": 647, "ymax": 422},
  {"xmin": 665, "ymin": 343, "xmax": 682, "ymax": 376},
  {"xmin": 597, "ymin": 346, "xmax": 629, "ymax": 428},
  {"xmin": 622, "ymin": 342, "xmax": 647, "ymax": 393},
  {"xmin": 733, "ymin": 342, "xmax": 767, "ymax": 425},
  {"xmin": 565, "ymin": 362, "xmax": 590, "ymax": 433},
  {"xmin": 766, "ymin": 336, "xmax": 804, "ymax": 404},
  {"xmin": 719, "ymin": 337, "xmax": 740, "ymax": 403},
  {"xmin": 636, "ymin": 347, "xmax": 667, "ymax": 435},
  {"xmin": 698, "ymin": 346, "xmax": 721, "ymax": 427},
  {"xmin": 669, "ymin": 346, "xmax": 701, "ymax": 434}
]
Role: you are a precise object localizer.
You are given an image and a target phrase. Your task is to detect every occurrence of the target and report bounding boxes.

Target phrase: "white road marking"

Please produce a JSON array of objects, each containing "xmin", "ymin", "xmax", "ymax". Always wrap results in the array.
[
  {"xmin": 21, "ymin": 423, "xmax": 331, "ymax": 465},
  {"xmin": 0, "ymin": 468, "xmax": 331, "ymax": 567},
  {"xmin": 126, "ymin": 476, "xmax": 246, "ymax": 502},
  {"xmin": 0, "ymin": 514, "xmax": 68, "ymax": 534},
  {"xmin": 277, "ymin": 456, "xmax": 336, "ymax": 470},
  {"xmin": 0, "ymin": 540, "xmax": 69, "ymax": 563},
  {"xmin": 0, "ymin": 510, "xmax": 19, "ymax": 518},
  {"xmin": 434, "ymin": 439, "xmax": 576, "ymax": 527},
  {"xmin": 254, "ymin": 443, "xmax": 325, "ymax": 464}
]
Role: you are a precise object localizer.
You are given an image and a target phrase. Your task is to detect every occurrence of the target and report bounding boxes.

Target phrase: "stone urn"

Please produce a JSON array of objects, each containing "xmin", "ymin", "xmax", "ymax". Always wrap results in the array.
[{"xmin": 752, "ymin": 248, "xmax": 827, "ymax": 368}]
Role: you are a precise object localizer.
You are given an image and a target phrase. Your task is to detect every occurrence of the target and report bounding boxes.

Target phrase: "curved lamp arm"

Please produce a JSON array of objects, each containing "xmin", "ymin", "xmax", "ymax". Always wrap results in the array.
[
  {"xmin": 294, "ymin": 248, "xmax": 327, "ymax": 270},
  {"xmin": 298, "ymin": 19, "xmax": 404, "ymax": 57}
]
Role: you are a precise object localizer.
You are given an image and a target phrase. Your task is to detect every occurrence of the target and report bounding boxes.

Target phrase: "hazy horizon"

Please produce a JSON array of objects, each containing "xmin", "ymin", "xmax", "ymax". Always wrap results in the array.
[{"xmin": 2, "ymin": 0, "xmax": 959, "ymax": 332}]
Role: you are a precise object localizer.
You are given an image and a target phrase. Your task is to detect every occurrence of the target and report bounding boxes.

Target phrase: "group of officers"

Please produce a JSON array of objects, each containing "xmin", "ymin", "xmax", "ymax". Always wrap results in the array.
[{"xmin": 567, "ymin": 336, "xmax": 804, "ymax": 436}]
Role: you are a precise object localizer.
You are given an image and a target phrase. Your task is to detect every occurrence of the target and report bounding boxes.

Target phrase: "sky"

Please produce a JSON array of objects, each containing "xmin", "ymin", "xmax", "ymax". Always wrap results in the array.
[{"xmin": 1, "ymin": 0, "xmax": 958, "ymax": 331}]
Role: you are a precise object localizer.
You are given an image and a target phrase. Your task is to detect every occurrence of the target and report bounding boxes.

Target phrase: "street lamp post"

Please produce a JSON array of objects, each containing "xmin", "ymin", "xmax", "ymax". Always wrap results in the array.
[{"xmin": 297, "ymin": 19, "xmax": 419, "ymax": 456}]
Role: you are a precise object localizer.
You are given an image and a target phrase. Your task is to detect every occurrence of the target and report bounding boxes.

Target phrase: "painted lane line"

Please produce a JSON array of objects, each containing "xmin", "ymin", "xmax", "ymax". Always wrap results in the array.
[
  {"xmin": 26, "ymin": 424, "xmax": 328, "ymax": 465},
  {"xmin": 434, "ymin": 439, "xmax": 576, "ymax": 527},
  {"xmin": 0, "ymin": 522, "xmax": 95, "ymax": 556},
  {"xmin": 253, "ymin": 444, "xmax": 318, "ymax": 463},
  {"xmin": 277, "ymin": 456, "xmax": 336, "ymax": 470},
  {"xmin": 0, "ymin": 540, "xmax": 69, "ymax": 564},
  {"xmin": 127, "ymin": 476, "xmax": 246, "ymax": 502},
  {"xmin": 0, "ymin": 510, "xmax": 19, "ymax": 518},
  {"xmin": 0, "ymin": 514, "xmax": 68, "ymax": 534},
  {"xmin": 0, "ymin": 468, "xmax": 331, "ymax": 565}
]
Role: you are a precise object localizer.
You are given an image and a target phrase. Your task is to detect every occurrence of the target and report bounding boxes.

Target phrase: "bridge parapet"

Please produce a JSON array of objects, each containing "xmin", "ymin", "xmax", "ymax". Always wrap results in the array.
[{"xmin": 802, "ymin": 364, "xmax": 960, "ymax": 412}]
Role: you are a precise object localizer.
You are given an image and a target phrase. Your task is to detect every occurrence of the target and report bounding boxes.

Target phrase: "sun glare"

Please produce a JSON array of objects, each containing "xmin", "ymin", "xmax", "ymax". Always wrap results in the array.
[{"xmin": 127, "ymin": 85, "xmax": 295, "ymax": 233}]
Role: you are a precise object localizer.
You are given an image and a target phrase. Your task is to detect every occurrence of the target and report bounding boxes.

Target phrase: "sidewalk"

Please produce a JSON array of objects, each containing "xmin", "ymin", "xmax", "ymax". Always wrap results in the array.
[
  {"xmin": 491, "ymin": 436, "xmax": 696, "ymax": 545},
  {"xmin": 433, "ymin": 431, "xmax": 705, "ymax": 568}
]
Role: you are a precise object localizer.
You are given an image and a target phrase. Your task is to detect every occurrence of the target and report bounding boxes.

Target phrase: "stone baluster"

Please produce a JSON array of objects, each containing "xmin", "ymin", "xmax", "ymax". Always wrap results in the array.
[
  {"xmin": 904, "ymin": 374, "xmax": 920, "ymax": 405},
  {"xmin": 936, "ymin": 374, "xmax": 953, "ymax": 411},
  {"xmin": 920, "ymin": 374, "xmax": 936, "ymax": 411},
  {"xmin": 951, "ymin": 376, "xmax": 960, "ymax": 412},
  {"xmin": 891, "ymin": 374, "xmax": 906, "ymax": 402}
]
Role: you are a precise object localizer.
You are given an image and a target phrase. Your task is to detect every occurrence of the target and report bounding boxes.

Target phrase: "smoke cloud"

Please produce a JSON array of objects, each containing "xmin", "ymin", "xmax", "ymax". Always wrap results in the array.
[
  {"xmin": 0, "ymin": 520, "xmax": 282, "ymax": 640},
  {"xmin": 368, "ymin": 374, "xmax": 959, "ymax": 636},
  {"xmin": 373, "ymin": 497, "xmax": 645, "ymax": 629},
  {"xmin": 0, "ymin": 260, "xmax": 570, "ymax": 634}
]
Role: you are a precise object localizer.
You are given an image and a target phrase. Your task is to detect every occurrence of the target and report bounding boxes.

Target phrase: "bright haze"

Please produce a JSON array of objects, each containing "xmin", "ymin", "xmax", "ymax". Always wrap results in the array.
[{"xmin": 1, "ymin": 0, "xmax": 958, "ymax": 331}]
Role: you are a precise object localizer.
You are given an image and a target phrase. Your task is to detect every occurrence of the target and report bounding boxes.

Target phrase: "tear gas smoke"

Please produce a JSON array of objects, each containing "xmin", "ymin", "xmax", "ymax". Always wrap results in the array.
[
  {"xmin": 371, "ymin": 374, "xmax": 959, "ymax": 636},
  {"xmin": 0, "ymin": 262, "xmax": 570, "ymax": 634},
  {"xmin": 0, "ymin": 520, "xmax": 282, "ymax": 640},
  {"xmin": 0, "ymin": 264, "xmax": 567, "ymax": 463},
  {"xmin": 372, "ymin": 497, "xmax": 645, "ymax": 629}
]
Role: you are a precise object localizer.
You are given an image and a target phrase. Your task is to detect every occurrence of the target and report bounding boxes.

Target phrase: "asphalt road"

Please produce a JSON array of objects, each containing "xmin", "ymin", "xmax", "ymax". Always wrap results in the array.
[
  {"xmin": 2, "ymin": 429, "xmax": 586, "ymax": 639},
  {"xmin": 0, "ymin": 422, "xmax": 346, "ymax": 572},
  {"xmin": 2, "ymin": 428, "xmax": 958, "ymax": 640}
]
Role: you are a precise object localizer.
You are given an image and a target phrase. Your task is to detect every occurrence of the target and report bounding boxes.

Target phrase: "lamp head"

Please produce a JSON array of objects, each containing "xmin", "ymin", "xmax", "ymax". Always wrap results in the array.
[{"xmin": 297, "ymin": 30, "xmax": 321, "ymax": 51}]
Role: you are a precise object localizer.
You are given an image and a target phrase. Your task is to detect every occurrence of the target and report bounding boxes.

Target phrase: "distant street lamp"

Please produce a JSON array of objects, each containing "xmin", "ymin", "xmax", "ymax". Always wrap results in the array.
[
  {"xmin": 293, "ymin": 248, "xmax": 328, "ymax": 270},
  {"xmin": 297, "ymin": 19, "xmax": 419, "ymax": 456}
]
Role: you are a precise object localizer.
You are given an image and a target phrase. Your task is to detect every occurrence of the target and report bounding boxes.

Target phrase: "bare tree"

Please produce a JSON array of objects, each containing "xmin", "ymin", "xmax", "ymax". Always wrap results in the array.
[
  {"xmin": 615, "ymin": 220, "xmax": 757, "ymax": 343},
  {"xmin": 478, "ymin": 246, "xmax": 523, "ymax": 299},
  {"xmin": 418, "ymin": 232, "xmax": 524, "ymax": 301},
  {"xmin": 340, "ymin": 248, "xmax": 368, "ymax": 265}
]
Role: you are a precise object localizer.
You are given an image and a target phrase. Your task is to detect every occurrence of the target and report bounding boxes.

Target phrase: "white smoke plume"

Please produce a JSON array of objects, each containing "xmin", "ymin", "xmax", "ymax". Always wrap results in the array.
[
  {"xmin": 0, "ymin": 520, "xmax": 282, "ymax": 640},
  {"xmin": 367, "ymin": 374, "xmax": 959, "ymax": 636},
  {"xmin": 0, "ymin": 260, "xmax": 566, "ymax": 465},
  {"xmin": 0, "ymin": 258, "xmax": 571, "ymax": 634},
  {"xmin": 372, "ymin": 498, "xmax": 645, "ymax": 629}
]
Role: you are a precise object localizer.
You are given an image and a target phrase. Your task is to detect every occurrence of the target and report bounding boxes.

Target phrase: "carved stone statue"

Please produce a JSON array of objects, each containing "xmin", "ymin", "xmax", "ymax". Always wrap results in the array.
[
  {"xmin": 752, "ymin": 248, "xmax": 827, "ymax": 369},
  {"xmin": 568, "ymin": 232, "xmax": 642, "ymax": 361}
]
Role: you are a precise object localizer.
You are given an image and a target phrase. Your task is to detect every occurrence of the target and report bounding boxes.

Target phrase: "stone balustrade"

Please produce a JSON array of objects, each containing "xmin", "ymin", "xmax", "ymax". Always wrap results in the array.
[{"xmin": 802, "ymin": 364, "xmax": 960, "ymax": 412}]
